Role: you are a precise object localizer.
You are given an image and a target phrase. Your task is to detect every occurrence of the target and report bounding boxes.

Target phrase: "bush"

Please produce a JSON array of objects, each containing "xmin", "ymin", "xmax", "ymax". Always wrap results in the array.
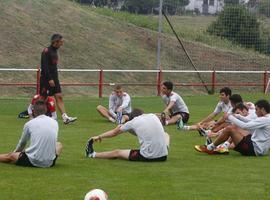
[
  {"xmin": 207, "ymin": 5, "xmax": 260, "ymax": 48},
  {"xmin": 258, "ymin": 0, "xmax": 270, "ymax": 18}
]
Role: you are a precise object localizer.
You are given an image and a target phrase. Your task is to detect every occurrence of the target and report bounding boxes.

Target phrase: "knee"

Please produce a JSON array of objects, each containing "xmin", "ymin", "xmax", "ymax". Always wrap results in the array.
[
  {"xmin": 113, "ymin": 149, "xmax": 121, "ymax": 157},
  {"xmin": 96, "ymin": 105, "xmax": 102, "ymax": 111},
  {"xmin": 224, "ymin": 125, "xmax": 237, "ymax": 133},
  {"xmin": 55, "ymin": 94, "xmax": 63, "ymax": 101},
  {"xmin": 57, "ymin": 142, "xmax": 63, "ymax": 149}
]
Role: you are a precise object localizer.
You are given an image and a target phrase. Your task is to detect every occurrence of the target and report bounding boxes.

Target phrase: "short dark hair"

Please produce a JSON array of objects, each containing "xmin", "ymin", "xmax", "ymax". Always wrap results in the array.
[
  {"xmin": 229, "ymin": 94, "xmax": 243, "ymax": 106},
  {"xmin": 51, "ymin": 34, "xmax": 63, "ymax": 43},
  {"xmin": 162, "ymin": 81, "xmax": 173, "ymax": 91},
  {"xmin": 255, "ymin": 99, "xmax": 270, "ymax": 113},
  {"xmin": 33, "ymin": 100, "xmax": 47, "ymax": 117},
  {"xmin": 219, "ymin": 87, "xmax": 232, "ymax": 96},
  {"xmin": 232, "ymin": 103, "xmax": 248, "ymax": 113},
  {"xmin": 129, "ymin": 108, "xmax": 144, "ymax": 120},
  {"xmin": 115, "ymin": 84, "xmax": 122, "ymax": 90}
]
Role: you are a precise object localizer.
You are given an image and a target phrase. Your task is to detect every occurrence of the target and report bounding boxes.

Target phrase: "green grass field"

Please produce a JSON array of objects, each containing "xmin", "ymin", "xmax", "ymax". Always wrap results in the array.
[{"xmin": 1, "ymin": 94, "xmax": 270, "ymax": 199}]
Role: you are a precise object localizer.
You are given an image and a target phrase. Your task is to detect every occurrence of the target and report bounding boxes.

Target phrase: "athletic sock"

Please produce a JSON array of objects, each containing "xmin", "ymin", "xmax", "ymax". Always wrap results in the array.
[
  {"xmin": 62, "ymin": 113, "xmax": 68, "ymax": 120},
  {"xmin": 207, "ymin": 143, "xmax": 216, "ymax": 151},
  {"xmin": 222, "ymin": 141, "xmax": 230, "ymax": 149},
  {"xmin": 183, "ymin": 125, "xmax": 190, "ymax": 130}
]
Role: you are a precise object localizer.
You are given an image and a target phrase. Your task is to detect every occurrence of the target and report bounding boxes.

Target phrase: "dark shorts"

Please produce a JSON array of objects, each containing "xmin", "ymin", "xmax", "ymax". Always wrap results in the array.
[
  {"xmin": 171, "ymin": 112, "xmax": 189, "ymax": 123},
  {"xmin": 15, "ymin": 152, "xmax": 58, "ymax": 167},
  {"xmin": 40, "ymin": 77, "xmax": 61, "ymax": 96},
  {"xmin": 128, "ymin": 150, "xmax": 167, "ymax": 162},
  {"xmin": 234, "ymin": 134, "xmax": 256, "ymax": 156}
]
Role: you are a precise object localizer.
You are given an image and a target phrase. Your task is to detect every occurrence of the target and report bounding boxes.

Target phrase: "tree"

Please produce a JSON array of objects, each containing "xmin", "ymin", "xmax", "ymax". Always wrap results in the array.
[
  {"xmin": 258, "ymin": 0, "xmax": 270, "ymax": 17},
  {"xmin": 207, "ymin": 5, "xmax": 260, "ymax": 48}
]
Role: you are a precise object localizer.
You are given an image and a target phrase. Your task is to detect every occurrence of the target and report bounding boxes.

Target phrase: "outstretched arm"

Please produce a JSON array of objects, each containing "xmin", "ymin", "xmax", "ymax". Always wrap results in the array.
[{"xmin": 91, "ymin": 125, "xmax": 122, "ymax": 142}]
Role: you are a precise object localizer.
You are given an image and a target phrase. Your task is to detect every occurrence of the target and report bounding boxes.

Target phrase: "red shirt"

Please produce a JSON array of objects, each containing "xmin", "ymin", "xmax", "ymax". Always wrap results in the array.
[{"xmin": 31, "ymin": 94, "xmax": 56, "ymax": 113}]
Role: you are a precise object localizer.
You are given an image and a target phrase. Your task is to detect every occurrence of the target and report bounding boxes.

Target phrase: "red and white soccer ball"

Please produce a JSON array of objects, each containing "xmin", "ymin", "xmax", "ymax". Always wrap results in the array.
[{"xmin": 84, "ymin": 189, "xmax": 108, "ymax": 200}]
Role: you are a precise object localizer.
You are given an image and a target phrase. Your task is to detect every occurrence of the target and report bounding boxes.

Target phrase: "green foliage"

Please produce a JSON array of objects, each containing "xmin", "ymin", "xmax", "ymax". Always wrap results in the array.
[
  {"xmin": 258, "ymin": 0, "xmax": 270, "ymax": 17},
  {"xmin": 122, "ymin": 0, "xmax": 189, "ymax": 14},
  {"xmin": 207, "ymin": 5, "xmax": 260, "ymax": 48}
]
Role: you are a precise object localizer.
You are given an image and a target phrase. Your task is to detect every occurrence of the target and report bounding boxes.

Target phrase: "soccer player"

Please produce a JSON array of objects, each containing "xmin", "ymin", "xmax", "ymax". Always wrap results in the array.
[
  {"xmin": 179, "ymin": 87, "xmax": 232, "ymax": 134},
  {"xmin": 0, "ymin": 101, "xmax": 62, "ymax": 167},
  {"xmin": 86, "ymin": 108, "xmax": 169, "ymax": 162},
  {"xmin": 195, "ymin": 99, "xmax": 270, "ymax": 156},
  {"xmin": 40, "ymin": 33, "xmax": 77, "ymax": 124},
  {"xmin": 96, "ymin": 85, "xmax": 131, "ymax": 124},
  {"xmin": 18, "ymin": 94, "xmax": 57, "ymax": 120},
  {"xmin": 160, "ymin": 81, "xmax": 189, "ymax": 126}
]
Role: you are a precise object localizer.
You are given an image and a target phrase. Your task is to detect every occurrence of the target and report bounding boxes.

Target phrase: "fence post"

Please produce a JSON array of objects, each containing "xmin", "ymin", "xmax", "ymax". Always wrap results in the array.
[
  {"xmin": 99, "ymin": 69, "xmax": 103, "ymax": 98},
  {"xmin": 211, "ymin": 70, "xmax": 216, "ymax": 94},
  {"xmin": 263, "ymin": 71, "xmax": 269, "ymax": 93},
  {"xmin": 156, "ymin": 69, "xmax": 162, "ymax": 96},
  {"xmin": 36, "ymin": 67, "xmax": 41, "ymax": 95}
]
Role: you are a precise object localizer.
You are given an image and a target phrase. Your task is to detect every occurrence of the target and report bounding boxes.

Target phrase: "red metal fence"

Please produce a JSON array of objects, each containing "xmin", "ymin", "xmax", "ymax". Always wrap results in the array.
[{"xmin": 0, "ymin": 68, "xmax": 269, "ymax": 97}]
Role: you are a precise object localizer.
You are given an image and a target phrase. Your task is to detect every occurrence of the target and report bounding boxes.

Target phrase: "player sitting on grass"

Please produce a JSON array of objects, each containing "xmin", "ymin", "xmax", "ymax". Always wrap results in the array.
[
  {"xmin": 86, "ymin": 108, "xmax": 170, "ymax": 162},
  {"xmin": 97, "ymin": 84, "xmax": 131, "ymax": 124},
  {"xmin": 18, "ymin": 93, "xmax": 57, "ymax": 120},
  {"xmin": 159, "ymin": 81, "xmax": 189, "ymax": 126},
  {"xmin": 0, "ymin": 100, "xmax": 62, "ymax": 167},
  {"xmin": 194, "ymin": 99, "xmax": 270, "ymax": 156}
]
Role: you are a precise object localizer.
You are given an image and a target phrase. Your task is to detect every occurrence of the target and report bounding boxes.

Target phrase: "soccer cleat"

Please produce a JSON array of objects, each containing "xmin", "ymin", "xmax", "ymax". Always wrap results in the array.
[
  {"xmin": 63, "ymin": 116, "xmax": 77, "ymax": 125},
  {"xmin": 198, "ymin": 128, "xmax": 207, "ymax": 137},
  {"xmin": 160, "ymin": 112, "xmax": 166, "ymax": 126},
  {"xmin": 85, "ymin": 139, "xmax": 94, "ymax": 157},
  {"xmin": 176, "ymin": 119, "xmax": 184, "ymax": 129},
  {"xmin": 194, "ymin": 145, "xmax": 215, "ymax": 155},
  {"xmin": 214, "ymin": 146, "xmax": 229, "ymax": 155}
]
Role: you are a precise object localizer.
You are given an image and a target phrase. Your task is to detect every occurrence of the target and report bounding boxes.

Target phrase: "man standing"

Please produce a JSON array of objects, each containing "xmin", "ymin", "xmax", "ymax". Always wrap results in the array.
[
  {"xmin": 96, "ymin": 85, "xmax": 131, "ymax": 124},
  {"xmin": 86, "ymin": 108, "xmax": 169, "ymax": 162},
  {"xmin": 160, "ymin": 81, "xmax": 189, "ymax": 126},
  {"xmin": 40, "ymin": 33, "xmax": 77, "ymax": 124},
  {"xmin": 0, "ymin": 101, "xmax": 62, "ymax": 167}
]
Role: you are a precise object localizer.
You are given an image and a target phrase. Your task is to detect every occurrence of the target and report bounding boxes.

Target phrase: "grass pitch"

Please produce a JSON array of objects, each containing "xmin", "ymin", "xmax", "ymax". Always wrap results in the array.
[{"xmin": 0, "ymin": 94, "xmax": 270, "ymax": 200}]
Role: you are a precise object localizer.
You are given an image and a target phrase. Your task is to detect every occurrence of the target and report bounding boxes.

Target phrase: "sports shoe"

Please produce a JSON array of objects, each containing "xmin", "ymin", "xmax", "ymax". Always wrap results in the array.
[
  {"xmin": 194, "ymin": 145, "xmax": 215, "ymax": 155},
  {"xmin": 160, "ymin": 112, "xmax": 166, "ymax": 126},
  {"xmin": 198, "ymin": 128, "xmax": 207, "ymax": 137},
  {"xmin": 176, "ymin": 119, "xmax": 184, "ymax": 129},
  {"xmin": 85, "ymin": 139, "xmax": 94, "ymax": 157},
  {"xmin": 63, "ymin": 116, "xmax": 77, "ymax": 125},
  {"xmin": 214, "ymin": 146, "xmax": 229, "ymax": 155}
]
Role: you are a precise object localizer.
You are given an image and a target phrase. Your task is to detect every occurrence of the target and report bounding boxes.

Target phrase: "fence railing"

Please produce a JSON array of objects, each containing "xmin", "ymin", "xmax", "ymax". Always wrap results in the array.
[{"xmin": 0, "ymin": 68, "xmax": 269, "ymax": 97}]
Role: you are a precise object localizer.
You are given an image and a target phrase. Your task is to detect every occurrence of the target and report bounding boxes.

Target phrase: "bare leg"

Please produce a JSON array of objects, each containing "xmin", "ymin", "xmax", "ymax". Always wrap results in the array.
[
  {"xmin": 95, "ymin": 149, "xmax": 130, "ymax": 160},
  {"xmin": 213, "ymin": 125, "xmax": 245, "ymax": 147},
  {"xmin": 0, "ymin": 152, "xmax": 21, "ymax": 163},
  {"xmin": 54, "ymin": 93, "xmax": 66, "ymax": 115},
  {"xmin": 56, "ymin": 142, "xmax": 63, "ymax": 156},
  {"xmin": 96, "ymin": 105, "xmax": 114, "ymax": 120},
  {"xmin": 212, "ymin": 122, "xmax": 230, "ymax": 133},
  {"xmin": 166, "ymin": 114, "xmax": 181, "ymax": 125}
]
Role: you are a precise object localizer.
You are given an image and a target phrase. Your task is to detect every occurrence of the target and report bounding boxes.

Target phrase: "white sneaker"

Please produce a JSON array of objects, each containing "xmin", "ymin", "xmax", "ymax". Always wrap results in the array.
[{"xmin": 63, "ymin": 116, "xmax": 77, "ymax": 125}]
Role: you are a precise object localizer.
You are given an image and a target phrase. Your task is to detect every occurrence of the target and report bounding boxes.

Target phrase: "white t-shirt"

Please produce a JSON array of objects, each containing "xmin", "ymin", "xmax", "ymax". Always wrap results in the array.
[
  {"xmin": 120, "ymin": 114, "xmax": 168, "ymax": 159},
  {"xmin": 15, "ymin": 115, "xmax": 58, "ymax": 167},
  {"xmin": 214, "ymin": 101, "xmax": 232, "ymax": 115},
  {"xmin": 109, "ymin": 92, "xmax": 132, "ymax": 117},
  {"xmin": 162, "ymin": 91, "xmax": 189, "ymax": 114},
  {"xmin": 229, "ymin": 114, "xmax": 270, "ymax": 156}
]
